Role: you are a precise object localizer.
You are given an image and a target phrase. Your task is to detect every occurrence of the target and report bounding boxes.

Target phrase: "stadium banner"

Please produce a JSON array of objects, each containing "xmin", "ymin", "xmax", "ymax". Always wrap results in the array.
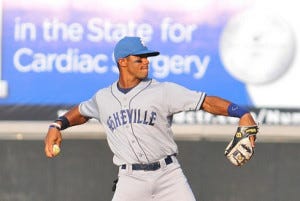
[{"xmin": 0, "ymin": 0, "xmax": 299, "ymax": 123}]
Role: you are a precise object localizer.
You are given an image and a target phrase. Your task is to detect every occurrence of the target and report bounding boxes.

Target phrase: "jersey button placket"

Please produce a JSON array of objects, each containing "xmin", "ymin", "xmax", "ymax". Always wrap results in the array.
[
  {"xmin": 127, "ymin": 125, "xmax": 147, "ymax": 161},
  {"xmin": 128, "ymin": 130, "xmax": 147, "ymax": 161},
  {"xmin": 125, "ymin": 99, "xmax": 147, "ymax": 162}
]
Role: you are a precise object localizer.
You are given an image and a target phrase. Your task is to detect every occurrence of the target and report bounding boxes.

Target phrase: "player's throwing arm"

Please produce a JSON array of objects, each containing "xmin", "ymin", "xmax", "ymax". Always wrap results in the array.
[{"xmin": 44, "ymin": 108, "xmax": 89, "ymax": 158}]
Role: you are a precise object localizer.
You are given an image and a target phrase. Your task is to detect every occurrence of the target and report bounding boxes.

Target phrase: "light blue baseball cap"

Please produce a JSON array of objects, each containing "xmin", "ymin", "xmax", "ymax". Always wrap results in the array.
[{"xmin": 114, "ymin": 36, "xmax": 160, "ymax": 62}]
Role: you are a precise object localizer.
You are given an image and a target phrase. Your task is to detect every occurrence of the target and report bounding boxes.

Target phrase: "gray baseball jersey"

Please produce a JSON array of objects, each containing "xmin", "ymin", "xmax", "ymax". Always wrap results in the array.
[{"xmin": 79, "ymin": 78, "xmax": 206, "ymax": 165}]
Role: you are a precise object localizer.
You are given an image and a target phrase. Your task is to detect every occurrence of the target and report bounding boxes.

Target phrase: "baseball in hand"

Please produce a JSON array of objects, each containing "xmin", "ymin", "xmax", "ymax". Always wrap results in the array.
[{"xmin": 52, "ymin": 144, "xmax": 61, "ymax": 156}]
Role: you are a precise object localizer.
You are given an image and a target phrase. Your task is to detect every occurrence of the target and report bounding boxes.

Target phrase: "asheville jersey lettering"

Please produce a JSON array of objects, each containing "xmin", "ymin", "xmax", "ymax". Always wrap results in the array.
[
  {"xmin": 107, "ymin": 108, "xmax": 157, "ymax": 132},
  {"xmin": 79, "ymin": 78, "xmax": 206, "ymax": 165}
]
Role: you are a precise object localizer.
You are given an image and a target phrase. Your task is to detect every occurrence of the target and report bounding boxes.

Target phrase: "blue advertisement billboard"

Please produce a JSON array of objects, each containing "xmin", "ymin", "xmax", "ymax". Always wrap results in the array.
[
  {"xmin": 0, "ymin": 0, "xmax": 254, "ymax": 105},
  {"xmin": 0, "ymin": 0, "xmax": 299, "ymax": 123}
]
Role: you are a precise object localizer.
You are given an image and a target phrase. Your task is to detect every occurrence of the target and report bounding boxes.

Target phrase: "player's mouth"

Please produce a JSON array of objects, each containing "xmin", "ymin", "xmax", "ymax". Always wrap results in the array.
[{"xmin": 141, "ymin": 66, "xmax": 148, "ymax": 71}]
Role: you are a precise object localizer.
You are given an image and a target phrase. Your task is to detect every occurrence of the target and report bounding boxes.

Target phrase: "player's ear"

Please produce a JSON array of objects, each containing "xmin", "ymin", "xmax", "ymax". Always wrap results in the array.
[{"xmin": 118, "ymin": 58, "xmax": 128, "ymax": 68}]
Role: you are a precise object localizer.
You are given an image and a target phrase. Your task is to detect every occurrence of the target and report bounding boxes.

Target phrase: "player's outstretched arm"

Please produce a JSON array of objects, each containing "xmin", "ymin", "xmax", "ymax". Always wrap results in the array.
[
  {"xmin": 201, "ymin": 96, "xmax": 257, "ymax": 147},
  {"xmin": 44, "ymin": 106, "xmax": 90, "ymax": 158},
  {"xmin": 201, "ymin": 96, "xmax": 256, "ymax": 125},
  {"xmin": 202, "ymin": 96, "xmax": 258, "ymax": 166},
  {"xmin": 201, "ymin": 96, "xmax": 231, "ymax": 116}
]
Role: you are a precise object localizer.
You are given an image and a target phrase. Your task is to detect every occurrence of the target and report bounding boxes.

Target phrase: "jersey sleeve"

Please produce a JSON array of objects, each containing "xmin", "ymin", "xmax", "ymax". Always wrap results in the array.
[
  {"xmin": 164, "ymin": 82, "xmax": 206, "ymax": 114},
  {"xmin": 78, "ymin": 94, "xmax": 100, "ymax": 121}
]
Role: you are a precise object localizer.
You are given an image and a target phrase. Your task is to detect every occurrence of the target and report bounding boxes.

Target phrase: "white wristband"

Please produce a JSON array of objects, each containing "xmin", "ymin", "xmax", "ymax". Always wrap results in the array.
[{"xmin": 49, "ymin": 122, "xmax": 62, "ymax": 130}]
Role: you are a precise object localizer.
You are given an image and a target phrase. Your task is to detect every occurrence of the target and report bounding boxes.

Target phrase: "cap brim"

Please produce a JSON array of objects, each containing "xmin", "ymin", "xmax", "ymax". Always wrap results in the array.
[{"xmin": 132, "ymin": 50, "xmax": 160, "ymax": 57}]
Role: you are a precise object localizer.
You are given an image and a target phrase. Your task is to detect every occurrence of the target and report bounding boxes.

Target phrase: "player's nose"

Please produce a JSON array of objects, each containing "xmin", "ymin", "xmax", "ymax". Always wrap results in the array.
[{"xmin": 141, "ymin": 57, "xmax": 149, "ymax": 65}]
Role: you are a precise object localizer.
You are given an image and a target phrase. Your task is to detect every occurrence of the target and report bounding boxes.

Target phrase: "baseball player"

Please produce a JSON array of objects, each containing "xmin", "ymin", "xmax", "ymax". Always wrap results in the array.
[{"xmin": 44, "ymin": 36, "xmax": 258, "ymax": 201}]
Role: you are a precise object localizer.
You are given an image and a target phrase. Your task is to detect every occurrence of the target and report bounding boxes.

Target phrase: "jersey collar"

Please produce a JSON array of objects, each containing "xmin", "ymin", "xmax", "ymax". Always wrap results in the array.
[{"xmin": 111, "ymin": 78, "xmax": 153, "ymax": 98}]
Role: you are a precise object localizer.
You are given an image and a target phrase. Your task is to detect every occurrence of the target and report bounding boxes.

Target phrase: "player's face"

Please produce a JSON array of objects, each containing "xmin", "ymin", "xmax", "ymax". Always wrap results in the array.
[{"xmin": 125, "ymin": 55, "xmax": 150, "ymax": 80}]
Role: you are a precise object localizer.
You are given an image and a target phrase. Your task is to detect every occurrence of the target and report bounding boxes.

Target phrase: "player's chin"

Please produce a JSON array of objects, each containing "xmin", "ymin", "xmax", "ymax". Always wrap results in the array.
[
  {"xmin": 139, "ymin": 74, "xmax": 148, "ymax": 80},
  {"xmin": 139, "ymin": 70, "xmax": 148, "ymax": 79}
]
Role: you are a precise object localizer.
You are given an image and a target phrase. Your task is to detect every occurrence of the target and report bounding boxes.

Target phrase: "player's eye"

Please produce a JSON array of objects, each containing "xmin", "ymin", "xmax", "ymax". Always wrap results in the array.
[{"xmin": 134, "ymin": 59, "xmax": 142, "ymax": 63}]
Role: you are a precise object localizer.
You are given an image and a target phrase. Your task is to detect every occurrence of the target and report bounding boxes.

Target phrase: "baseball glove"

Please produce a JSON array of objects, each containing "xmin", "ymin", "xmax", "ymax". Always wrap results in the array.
[{"xmin": 224, "ymin": 125, "xmax": 259, "ymax": 167}]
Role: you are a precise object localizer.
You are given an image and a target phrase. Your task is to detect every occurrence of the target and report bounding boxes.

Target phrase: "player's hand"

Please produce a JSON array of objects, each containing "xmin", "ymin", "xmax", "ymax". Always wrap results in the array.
[
  {"xmin": 44, "ymin": 127, "xmax": 62, "ymax": 158},
  {"xmin": 249, "ymin": 135, "xmax": 256, "ymax": 148},
  {"xmin": 224, "ymin": 125, "xmax": 258, "ymax": 166},
  {"xmin": 238, "ymin": 113, "xmax": 257, "ymax": 148}
]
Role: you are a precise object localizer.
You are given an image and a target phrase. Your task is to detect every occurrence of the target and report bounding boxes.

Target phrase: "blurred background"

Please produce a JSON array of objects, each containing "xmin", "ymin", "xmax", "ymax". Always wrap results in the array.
[{"xmin": 0, "ymin": 0, "xmax": 300, "ymax": 200}]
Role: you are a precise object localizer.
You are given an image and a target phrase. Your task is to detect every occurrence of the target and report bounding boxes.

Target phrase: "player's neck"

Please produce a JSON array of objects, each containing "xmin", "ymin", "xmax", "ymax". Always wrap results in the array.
[{"xmin": 118, "ymin": 77, "xmax": 142, "ymax": 89}]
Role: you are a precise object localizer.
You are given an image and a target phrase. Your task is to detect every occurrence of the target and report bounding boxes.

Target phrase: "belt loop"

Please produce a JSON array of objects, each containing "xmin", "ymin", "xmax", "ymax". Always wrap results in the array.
[
  {"xmin": 171, "ymin": 154, "xmax": 178, "ymax": 164},
  {"xmin": 127, "ymin": 164, "xmax": 132, "ymax": 174},
  {"xmin": 159, "ymin": 157, "xmax": 167, "ymax": 169},
  {"xmin": 160, "ymin": 158, "xmax": 167, "ymax": 169}
]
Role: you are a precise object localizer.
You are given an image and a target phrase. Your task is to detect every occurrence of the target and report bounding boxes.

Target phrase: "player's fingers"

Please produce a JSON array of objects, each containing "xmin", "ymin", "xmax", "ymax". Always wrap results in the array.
[
  {"xmin": 55, "ymin": 137, "xmax": 62, "ymax": 147},
  {"xmin": 249, "ymin": 135, "xmax": 255, "ymax": 148},
  {"xmin": 44, "ymin": 140, "xmax": 54, "ymax": 158},
  {"xmin": 44, "ymin": 130, "xmax": 57, "ymax": 158},
  {"xmin": 45, "ymin": 128, "xmax": 63, "ymax": 157}
]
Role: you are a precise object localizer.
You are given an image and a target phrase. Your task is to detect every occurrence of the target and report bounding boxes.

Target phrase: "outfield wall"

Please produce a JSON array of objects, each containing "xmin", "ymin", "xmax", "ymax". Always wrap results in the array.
[{"xmin": 0, "ymin": 138, "xmax": 299, "ymax": 201}]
